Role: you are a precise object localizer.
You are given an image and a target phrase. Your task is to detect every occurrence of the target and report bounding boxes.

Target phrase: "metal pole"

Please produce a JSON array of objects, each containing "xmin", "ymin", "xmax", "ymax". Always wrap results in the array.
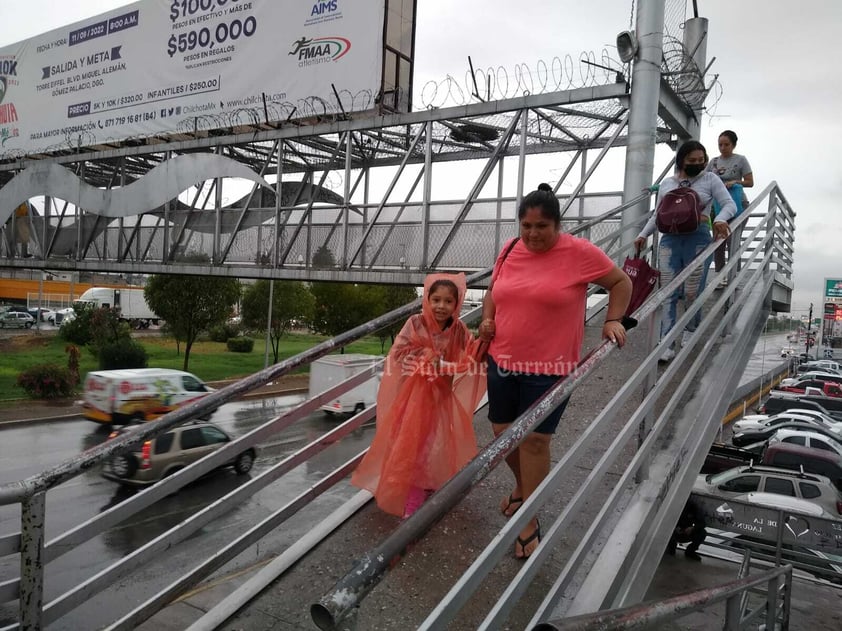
[
  {"xmin": 163, "ymin": 152, "xmax": 171, "ymax": 262},
  {"xmin": 578, "ymin": 149, "xmax": 587, "ymax": 219},
  {"xmin": 76, "ymin": 164, "xmax": 84, "ymax": 262},
  {"xmin": 187, "ymin": 491, "xmax": 371, "ymax": 631},
  {"xmin": 264, "ymin": 280, "xmax": 275, "ymax": 369},
  {"xmin": 495, "ymin": 158, "xmax": 504, "ymax": 255},
  {"xmin": 681, "ymin": 17, "xmax": 709, "ymax": 140},
  {"xmin": 265, "ymin": 141, "xmax": 285, "ymax": 369},
  {"xmin": 214, "ymin": 147, "xmax": 223, "ymax": 263},
  {"xmin": 19, "ymin": 491, "xmax": 46, "ymax": 629},
  {"xmin": 361, "ymin": 167, "xmax": 370, "ymax": 267},
  {"xmin": 421, "ymin": 120, "xmax": 433, "ymax": 269},
  {"xmin": 516, "ymin": 110, "xmax": 528, "ymax": 210},
  {"xmin": 805, "ymin": 303, "xmax": 814, "ymax": 358},
  {"xmin": 273, "ymin": 142, "xmax": 284, "ymax": 268},
  {"xmin": 620, "ymin": 0, "xmax": 666, "ymax": 248},
  {"xmin": 342, "ymin": 131, "xmax": 352, "ymax": 268}
]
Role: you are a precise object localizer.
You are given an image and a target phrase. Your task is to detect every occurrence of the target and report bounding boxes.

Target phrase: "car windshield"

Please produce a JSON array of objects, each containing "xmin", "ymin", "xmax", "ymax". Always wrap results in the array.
[{"xmin": 706, "ymin": 470, "xmax": 745, "ymax": 485}]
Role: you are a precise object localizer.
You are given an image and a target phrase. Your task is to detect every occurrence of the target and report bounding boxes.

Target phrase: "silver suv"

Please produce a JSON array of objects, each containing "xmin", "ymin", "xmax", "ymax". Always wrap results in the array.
[
  {"xmin": 695, "ymin": 465, "xmax": 842, "ymax": 517},
  {"xmin": 101, "ymin": 421, "xmax": 256, "ymax": 487},
  {"xmin": 0, "ymin": 311, "xmax": 35, "ymax": 329}
]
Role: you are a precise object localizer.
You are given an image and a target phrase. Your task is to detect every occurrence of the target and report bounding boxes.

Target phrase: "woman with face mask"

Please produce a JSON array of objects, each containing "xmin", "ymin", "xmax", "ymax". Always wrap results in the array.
[{"xmin": 634, "ymin": 140, "xmax": 736, "ymax": 362}]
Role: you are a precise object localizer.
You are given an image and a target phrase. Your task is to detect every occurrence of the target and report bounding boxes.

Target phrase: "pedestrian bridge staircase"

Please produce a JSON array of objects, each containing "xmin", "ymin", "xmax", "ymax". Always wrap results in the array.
[{"xmin": 0, "ymin": 183, "xmax": 799, "ymax": 630}]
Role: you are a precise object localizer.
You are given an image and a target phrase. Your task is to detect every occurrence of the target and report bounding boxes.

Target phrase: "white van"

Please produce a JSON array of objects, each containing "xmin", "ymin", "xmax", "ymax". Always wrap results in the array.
[
  {"xmin": 82, "ymin": 368, "xmax": 215, "ymax": 424},
  {"xmin": 308, "ymin": 354, "xmax": 382, "ymax": 416}
]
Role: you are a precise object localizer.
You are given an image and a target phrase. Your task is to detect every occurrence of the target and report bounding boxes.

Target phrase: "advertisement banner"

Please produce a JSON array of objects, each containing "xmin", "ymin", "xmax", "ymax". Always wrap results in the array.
[
  {"xmin": 825, "ymin": 279, "xmax": 842, "ymax": 299},
  {"xmin": 0, "ymin": 0, "xmax": 385, "ymax": 157}
]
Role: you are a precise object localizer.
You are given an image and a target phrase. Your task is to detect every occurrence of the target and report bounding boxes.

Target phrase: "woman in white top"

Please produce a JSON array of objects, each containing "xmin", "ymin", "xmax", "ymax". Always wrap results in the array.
[{"xmin": 707, "ymin": 130, "xmax": 753, "ymax": 279}]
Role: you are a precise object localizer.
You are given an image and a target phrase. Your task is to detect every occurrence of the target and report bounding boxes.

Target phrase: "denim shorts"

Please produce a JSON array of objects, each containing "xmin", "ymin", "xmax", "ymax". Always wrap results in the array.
[{"xmin": 486, "ymin": 355, "xmax": 570, "ymax": 435}]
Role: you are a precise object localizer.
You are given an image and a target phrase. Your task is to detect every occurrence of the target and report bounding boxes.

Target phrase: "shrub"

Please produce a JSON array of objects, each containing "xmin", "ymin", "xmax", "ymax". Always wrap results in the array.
[
  {"xmin": 59, "ymin": 303, "xmax": 95, "ymax": 346},
  {"xmin": 17, "ymin": 364, "xmax": 76, "ymax": 399},
  {"xmin": 98, "ymin": 339, "xmax": 149, "ymax": 370},
  {"xmin": 209, "ymin": 322, "xmax": 241, "ymax": 343},
  {"xmin": 65, "ymin": 344, "xmax": 81, "ymax": 386},
  {"xmin": 226, "ymin": 337, "xmax": 254, "ymax": 353}
]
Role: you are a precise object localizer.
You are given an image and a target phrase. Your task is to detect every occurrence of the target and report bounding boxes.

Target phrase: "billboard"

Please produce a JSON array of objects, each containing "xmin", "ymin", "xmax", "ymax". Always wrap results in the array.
[
  {"xmin": 825, "ymin": 278, "xmax": 842, "ymax": 299},
  {"xmin": 0, "ymin": 0, "xmax": 385, "ymax": 157}
]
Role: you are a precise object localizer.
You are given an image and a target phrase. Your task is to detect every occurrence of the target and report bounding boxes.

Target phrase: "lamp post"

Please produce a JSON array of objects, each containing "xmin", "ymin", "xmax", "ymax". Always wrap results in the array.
[{"xmin": 805, "ymin": 303, "xmax": 814, "ymax": 359}]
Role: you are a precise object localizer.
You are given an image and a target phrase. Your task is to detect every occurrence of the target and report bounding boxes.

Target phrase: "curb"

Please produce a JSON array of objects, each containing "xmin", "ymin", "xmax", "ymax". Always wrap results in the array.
[
  {"xmin": 0, "ymin": 387, "xmax": 309, "ymax": 428},
  {"xmin": 721, "ymin": 360, "xmax": 791, "ymax": 426}
]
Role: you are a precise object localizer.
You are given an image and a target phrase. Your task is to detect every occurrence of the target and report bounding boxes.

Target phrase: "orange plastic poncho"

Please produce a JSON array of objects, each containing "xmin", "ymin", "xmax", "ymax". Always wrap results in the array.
[{"xmin": 351, "ymin": 273, "xmax": 487, "ymax": 516}]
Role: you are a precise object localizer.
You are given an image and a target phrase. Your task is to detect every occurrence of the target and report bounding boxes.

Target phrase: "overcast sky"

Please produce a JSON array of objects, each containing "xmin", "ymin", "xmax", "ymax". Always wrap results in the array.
[{"xmin": 0, "ymin": 0, "xmax": 839, "ymax": 314}]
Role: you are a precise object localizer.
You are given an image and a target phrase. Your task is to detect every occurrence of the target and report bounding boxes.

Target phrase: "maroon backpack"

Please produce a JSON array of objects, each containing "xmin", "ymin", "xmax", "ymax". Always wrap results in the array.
[{"xmin": 655, "ymin": 183, "xmax": 703, "ymax": 234}]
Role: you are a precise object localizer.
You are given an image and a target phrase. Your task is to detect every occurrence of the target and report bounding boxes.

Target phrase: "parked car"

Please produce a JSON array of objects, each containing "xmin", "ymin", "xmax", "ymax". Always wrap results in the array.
[
  {"xmin": 759, "ymin": 395, "xmax": 842, "ymax": 419},
  {"xmin": 703, "ymin": 443, "xmax": 762, "ymax": 474},
  {"xmin": 778, "ymin": 381, "xmax": 842, "ymax": 398},
  {"xmin": 26, "ymin": 307, "xmax": 54, "ymax": 322},
  {"xmin": 731, "ymin": 410, "xmax": 840, "ymax": 434},
  {"xmin": 782, "ymin": 371, "xmax": 842, "ymax": 386},
  {"xmin": 101, "ymin": 421, "xmax": 256, "ymax": 487},
  {"xmin": 799, "ymin": 360, "xmax": 841, "ymax": 373},
  {"xmin": 732, "ymin": 421, "xmax": 842, "ymax": 448},
  {"xmin": 696, "ymin": 465, "xmax": 842, "ymax": 516},
  {"xmin": 767, "ymin": 428, "xmax": 842, "ymax": 457},
  {"xmin": 762, "ymin": 442, "xmax": 842, "ymax": 491},
  {"xmin": 0, "ymin": 311, "xmax": 35, "ymax": 329}
]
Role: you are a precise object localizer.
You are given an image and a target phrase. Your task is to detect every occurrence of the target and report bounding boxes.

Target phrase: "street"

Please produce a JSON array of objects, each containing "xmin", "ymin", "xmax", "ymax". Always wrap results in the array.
[{"xmin": 0, "ymin": 394, "xmax": 376, "ymax": 630}]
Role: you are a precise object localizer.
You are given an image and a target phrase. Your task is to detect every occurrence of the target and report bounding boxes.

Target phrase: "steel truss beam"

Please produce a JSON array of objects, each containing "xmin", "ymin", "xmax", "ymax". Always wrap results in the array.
[{"xmin": 0, "ymin": 83, "xmax": 690, "ymax": 279}]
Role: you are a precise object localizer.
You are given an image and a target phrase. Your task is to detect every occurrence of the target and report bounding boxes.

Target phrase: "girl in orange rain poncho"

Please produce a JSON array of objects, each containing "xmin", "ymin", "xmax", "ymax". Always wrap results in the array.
[{"xmin": 351, "ymin": 272, "xmax": 487, "ymax": 518}]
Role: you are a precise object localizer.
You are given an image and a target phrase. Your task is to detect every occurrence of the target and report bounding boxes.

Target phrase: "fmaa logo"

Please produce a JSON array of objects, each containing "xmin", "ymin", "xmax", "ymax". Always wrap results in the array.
[{"xmin": 288, "ymin": 36, "xmax": 351, "ymax": 64}]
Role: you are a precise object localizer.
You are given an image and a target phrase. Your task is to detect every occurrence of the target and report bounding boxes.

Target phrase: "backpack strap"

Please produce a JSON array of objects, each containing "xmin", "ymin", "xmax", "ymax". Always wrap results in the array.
[
  {"xmin": 492, "ymin": 237, "xmax": 519, "ymax": 282},
  {"xmin": 501, "ymin": 237, "xmax": 519, "ymax": 263}
]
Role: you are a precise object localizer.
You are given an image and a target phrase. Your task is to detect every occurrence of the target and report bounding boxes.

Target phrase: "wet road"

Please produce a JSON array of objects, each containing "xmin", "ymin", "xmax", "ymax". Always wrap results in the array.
[
  {"xmin": 0, "ymin": 395, "xmax": 376, "ymax": 630},
  {"xmin": 0, "ymin": 333, "xmax": 796, "ymax": 629},
  {"xmin": 739, "ymin": 332, "xmax": 791, "ymax": 387}
]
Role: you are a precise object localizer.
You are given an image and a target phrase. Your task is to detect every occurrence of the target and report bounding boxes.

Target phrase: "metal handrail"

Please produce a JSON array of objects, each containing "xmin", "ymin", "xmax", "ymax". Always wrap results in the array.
[
  {"xmin": 533, "ymin": 564, "xmax": 792, "ymax": 631},
  {"xmin": 313, "ymin": 183, "xmax": 794, "ymax": 630},
  {"xmin": 0, "ymin": 184, "xmax": 794, "ymax": 630},
  {"xmin": 422, "ymin": 200, "xmax": 780, "ymax": 631},
  {"xmin": 0, "ymin": 190, "xmax": 653, "ymax": 629}
]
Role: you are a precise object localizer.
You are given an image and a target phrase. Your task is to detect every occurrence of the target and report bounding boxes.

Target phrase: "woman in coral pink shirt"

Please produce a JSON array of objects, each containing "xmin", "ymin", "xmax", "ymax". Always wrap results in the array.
[{"xmin": 479, "ymin": 183, "xmax": 631, "ymax": 559}]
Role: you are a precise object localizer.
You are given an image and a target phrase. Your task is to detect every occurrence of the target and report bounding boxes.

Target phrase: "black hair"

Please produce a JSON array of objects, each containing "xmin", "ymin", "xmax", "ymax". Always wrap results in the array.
[
  {"xmin": 518, "ymin": 183, "xmax": 560, "ymax": 225},
  {"xmin": 675, "ymin": 140, "xmax": 708, "ymax": 170},
  {"xmin": 719, "ymin": 130, "xmax": 738, "ymax": 146},
  {"xmin": 428, "ymin": 279, "xmax": 459, "ymax": 301}
]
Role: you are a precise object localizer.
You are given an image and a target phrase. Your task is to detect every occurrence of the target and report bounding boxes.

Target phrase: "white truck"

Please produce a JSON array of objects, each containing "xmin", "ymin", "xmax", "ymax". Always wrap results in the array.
[
  {"xmin": 308, "ymin": 354, "xmax": 383, "ymax": 416},
  {"xmin": 82, "ymin": 368, "xmax": 215, "ymax": 424},
  {"xmin": 76, "ymin": 287, "xmax": 158, "ymax": 328}
]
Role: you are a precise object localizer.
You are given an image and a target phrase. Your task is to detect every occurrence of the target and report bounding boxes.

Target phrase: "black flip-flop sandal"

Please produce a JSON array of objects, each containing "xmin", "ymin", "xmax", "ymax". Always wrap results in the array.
[
  {"xmin": 515, "ymin": 520, "xmax": 541, "ymax": 559},
  {"xmin": 501, "ymin": 493, "xmax": 524, "ymax": 517}
]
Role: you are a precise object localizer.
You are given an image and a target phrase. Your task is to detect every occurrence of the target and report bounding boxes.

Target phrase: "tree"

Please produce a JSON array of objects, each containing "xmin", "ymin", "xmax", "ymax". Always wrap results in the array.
[
  {"xmin": 241, "ymin": 280, "xmax": 315, "ymax": 363},
  {"xmin": 88, "ymin": 307, "xmax": 132, "ymax": 358},
  {"xmin": 144, "ymin": 258, "xmax": 241, "ymax": 370},
  {"xmin": 312, "ymin": 244, "xmax": 336, "ymax": 269},
  {"xmin": 310, "ymin": 282, "xmax": 381, "ymax": 343},
  {"xmin": 370, "ymin": 284, "xmax": 419, "ymax": 352},
  {"xmin": 58, "ymin": 302, "xmax": 97, "ymax": 346}
]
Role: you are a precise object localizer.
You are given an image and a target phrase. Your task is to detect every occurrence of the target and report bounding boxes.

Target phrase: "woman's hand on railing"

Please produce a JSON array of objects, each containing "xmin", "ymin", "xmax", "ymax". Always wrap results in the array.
[{"xmin": 712, "ymin": 221, "xmax": 731, "ymax": 241}]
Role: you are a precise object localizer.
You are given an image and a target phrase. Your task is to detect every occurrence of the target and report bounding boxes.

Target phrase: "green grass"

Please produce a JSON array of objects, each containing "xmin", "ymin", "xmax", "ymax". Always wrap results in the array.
[{"xmin": 0, "ymin": 331, "xmax": 387, "ymax": 402}]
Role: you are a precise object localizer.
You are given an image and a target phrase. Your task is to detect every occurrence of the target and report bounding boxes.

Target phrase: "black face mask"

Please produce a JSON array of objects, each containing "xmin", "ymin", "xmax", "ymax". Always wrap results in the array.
[{"xmin": 684, "ymin": 163, "xmax": 704, "ymax": 177}]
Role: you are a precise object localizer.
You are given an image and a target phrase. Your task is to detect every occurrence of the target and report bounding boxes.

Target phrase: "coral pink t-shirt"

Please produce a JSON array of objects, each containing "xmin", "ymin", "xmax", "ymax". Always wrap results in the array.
[{"xmin": 489, "ymin": 234, "xmax": 615, "ymax": 375}]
